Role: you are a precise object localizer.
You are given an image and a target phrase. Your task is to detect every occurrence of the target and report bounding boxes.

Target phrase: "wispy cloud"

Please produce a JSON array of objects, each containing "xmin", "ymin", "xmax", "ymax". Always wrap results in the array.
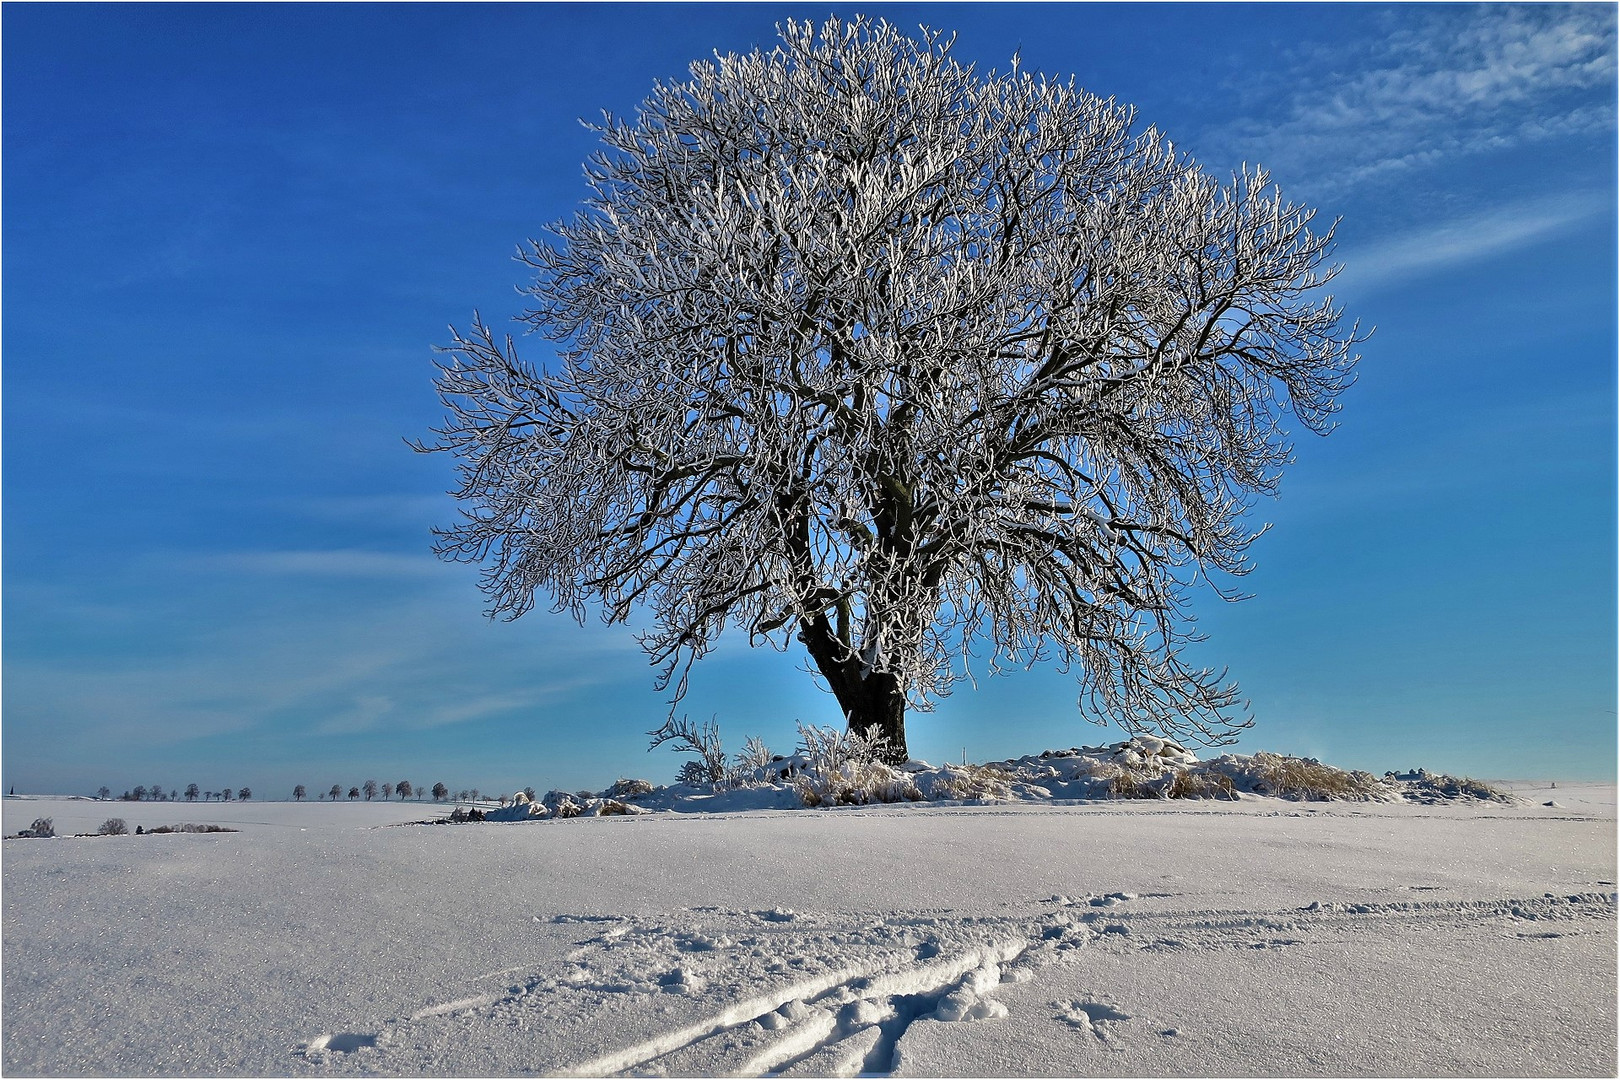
[
  {"xmin": 1220, "ymin": 5, "xmax": 1616, "ymax": 196},
  {"xmin": 5, "ymin": 591, "xmax": 633, "ymax": 753},
  {"xmin": 1332, "ymin": 190, "xmax": 1610, "ymax": 293}
]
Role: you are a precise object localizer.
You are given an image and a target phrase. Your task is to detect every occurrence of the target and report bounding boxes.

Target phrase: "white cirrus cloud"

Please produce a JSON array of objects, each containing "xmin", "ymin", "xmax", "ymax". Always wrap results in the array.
[
  {"xmin": 1330, "ymin": 190, "xmax": 1609, "ymax": 293},
  {"xmin": 1219, "ymin": 5, "xmax": 1616, "ymax": 194}
]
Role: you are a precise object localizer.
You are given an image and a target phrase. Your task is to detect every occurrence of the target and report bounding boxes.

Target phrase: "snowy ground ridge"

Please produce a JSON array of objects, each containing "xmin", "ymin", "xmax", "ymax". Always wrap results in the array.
[{"xmin": 472, "ymin": 736, "xmax": 1513, "ymax": 823}]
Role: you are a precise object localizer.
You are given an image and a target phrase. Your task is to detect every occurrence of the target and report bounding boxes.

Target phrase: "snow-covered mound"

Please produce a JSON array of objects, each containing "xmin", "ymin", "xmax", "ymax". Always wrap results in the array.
[{"xmin": 429, "ymin": 738, "xmax": 1514, "ymax": 825}]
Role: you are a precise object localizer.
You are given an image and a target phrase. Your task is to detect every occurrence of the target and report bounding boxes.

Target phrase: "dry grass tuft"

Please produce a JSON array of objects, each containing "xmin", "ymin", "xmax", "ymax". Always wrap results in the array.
[
  {"xmin": 794, "ymin": 761, "xmax": 922, "ymax": 807},
  {"xmin": 1242, "ymin": 752, "xmax": 1385, "ymax": 801},
  {"xmin": 1166, "ymin": 769, "xmax": 1237, "ymax": 800},
  {"xmin": 1107, "ymin": 768, "xmax": 1161, "ymax": 799},
  {"xmin": 928, "ymin": 764, "xmax": 1013, "ymax": 802},
  {"xmin": 1451, "ymin": 776, "xmax": 1510, "ymax": 801}
]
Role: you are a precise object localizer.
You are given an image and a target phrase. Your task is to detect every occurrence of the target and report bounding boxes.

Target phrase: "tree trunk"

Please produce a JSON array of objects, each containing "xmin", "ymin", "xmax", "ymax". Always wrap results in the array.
[{"xmin": 796, "ymin": 614, "xmax": 909, "ymax": 763}]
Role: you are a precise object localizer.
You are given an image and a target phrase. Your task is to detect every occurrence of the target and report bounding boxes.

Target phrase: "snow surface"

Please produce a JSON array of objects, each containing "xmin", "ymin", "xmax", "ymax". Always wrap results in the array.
[{"xmin": 3, "ymin": 786, "xmax": 1615, "ymax": 1076}]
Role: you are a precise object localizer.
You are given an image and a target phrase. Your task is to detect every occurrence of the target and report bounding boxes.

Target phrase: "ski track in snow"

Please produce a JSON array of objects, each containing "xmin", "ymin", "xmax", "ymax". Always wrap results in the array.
[{"xmin": 292, "ymin": 891, "xmax": 1616, "ymax": 1077}]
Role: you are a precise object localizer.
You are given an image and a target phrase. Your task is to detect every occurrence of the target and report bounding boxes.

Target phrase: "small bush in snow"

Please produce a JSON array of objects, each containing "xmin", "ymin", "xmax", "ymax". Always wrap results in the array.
[
  {"xmin": 923, "ymin": 764, "xmax": 1012, "ymax": 802},
  {"xmin": 607, "ymin": 778, "xmax": 654, "ymax": 799},
  {"xmin": 674, "ymin": 760, "xmax": 712, "ymax": 787},
  {"xmin": 98, "ymin": 818, "xmax": 130, "ymax": 836},
  {"xmin": 23, "ymin": 817, "xmax": 55, "ymax": 838},
  {"xmin": 1447, "ymin": 776, "xmax": 1510, "ymax": 801},
  {"xmin": 1397, "ymin": 772, "xmax": 1513, "ymax": 803},
  {"xmin": 1166, "ymin": 769, "xmax": 1236, "ymax": 800},
  {"xmin": 725, "ymin": 736, "xmax": 781, "ymax": 787},
  {"xmin": 1214, "ymin": 752, "xmax": 1387, "ymax": 801},
  {"xmin": 791, "ymin": 723, "xmax": 921, "ymax": 807},
  {"xmin": 1107, "ymin": 768, "xmax": 1158, "ymax": 799},
  {"xmin": 542, "ymin": 791, "xmax": 586, "ymax": 818},
  {"xmin": 649, "ymin": 715, "xmax": 728, "ymax": 785}
]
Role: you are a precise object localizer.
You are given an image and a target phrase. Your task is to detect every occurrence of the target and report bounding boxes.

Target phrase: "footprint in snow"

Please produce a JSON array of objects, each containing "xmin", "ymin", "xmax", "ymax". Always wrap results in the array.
[
  {"xmin": 299, "ymin": 1031, "xmax": 379, "ymax": 1059},
  {"xmin": 1056, "ymin": 999, "xmax": 1132, "ymax": 1045}
]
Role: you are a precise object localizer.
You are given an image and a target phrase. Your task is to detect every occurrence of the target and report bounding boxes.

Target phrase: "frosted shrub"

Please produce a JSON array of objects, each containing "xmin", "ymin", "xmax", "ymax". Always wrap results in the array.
[
  {"xmin": 923, "ymin": 764, "xmax": 1013, "ymax": 802},
  {"xmin": 542, "ymin": 791, "xmax": 585, "ymax": 818},
  {"xmin": 1108, "ymin": 769, "xmax": 1160, "ymax": 799},
  {"xmin": 24, "ymin": 817, "xmax": 54, "ymax": 838},
  {"xmin": 1209, "ymin": 752, "xmax": 1388, "ymax": 801},
  {"xmin": 794, "ymin": 760, "xmax": 922, "ymax": 807},
  {"xmin": 607, "ymin": 778, "xmax": 654, "ymax": 799},
  {"xmin": 1166, "ymin": 770, "xmax": 1237, "ymax": 800},
  {"xmin": 1396, "ymin": 771, "xmax": 1512, "ymax": 804},
  {"xmin": 726, "ymin": 736, "xmax": 777, "ymax": 787},
  {"xmin": 98, "ymin": 818, "xmax": 130, "ymax": 836},
  {"xmin": 675, "ymin": 760, "xmax": 712, "ymax": 788},
  {"xmin": 649, "ymin": 715, "xmax": 727, "ymax": 785},
  {"xmin": 791, "ymin": 723, "xmax": 921, "ymax": 807}
]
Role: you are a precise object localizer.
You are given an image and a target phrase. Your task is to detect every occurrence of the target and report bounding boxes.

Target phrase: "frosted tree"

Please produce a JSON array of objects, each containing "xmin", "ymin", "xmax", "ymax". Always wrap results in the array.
[{"xmin": 425, "ymin": 17, "xmax": 1360, "ymax": 761}]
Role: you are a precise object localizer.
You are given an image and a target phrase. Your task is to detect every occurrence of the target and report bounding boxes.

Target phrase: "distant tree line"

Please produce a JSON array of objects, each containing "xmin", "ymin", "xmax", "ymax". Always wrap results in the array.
[
  {"xmin": 97, "ymin": 784, "xmax": 252, "ymax": 803},
  {"xmin": 89, "ymin": 780, "xmax": 519, "ymax": 804}
]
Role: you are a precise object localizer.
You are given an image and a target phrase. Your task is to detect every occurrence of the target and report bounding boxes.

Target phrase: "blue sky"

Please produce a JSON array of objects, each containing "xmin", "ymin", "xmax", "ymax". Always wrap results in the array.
[{"xmin": 4, "ymin": 3, "xmax": 1615, "ymax": 799}]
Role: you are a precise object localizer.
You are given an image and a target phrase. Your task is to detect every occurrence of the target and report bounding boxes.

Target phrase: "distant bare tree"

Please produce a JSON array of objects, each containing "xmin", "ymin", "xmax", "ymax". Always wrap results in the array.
[
  {"xmin": 329, "ymin": 784, "xmax": 342, "ymax": 801},
  {"xmin": 132, "ymin": 785, "xmax": 148, "ymax": 802},
  {"xmin": 363, "ymin": 779, "xmax": 378, "ymax": 801},
  {"xmin": 238, "ymin": 787, "xmax": 251, "ymax": 801},
  {"xmin": 396, "ymin": 780, "xmax": 413, "ymax": 800},
  {"xmin": 97, "ymin": 786, "xmax": 111, "ymax": 801},
  {"xmin": 424, "ymin": 16, "xmax": 1360, "ymax": 759},
  {"xmin": 185, "ymin": 783, "xmax": 200, "ymax": 802},
  {"xmin": 221, "ymin": 787, "xmax": 233, "ymax": 801},
  {"xmin": 293, "ymin": 785, "xmax": 306, "ymax": 801},
  {"xmin": 348, "ymin": 787, "xmax": 360, "ymax": 800},
  {"xmin": 432, "ymin": 782, "xmax": 448, "ymax": 801}
]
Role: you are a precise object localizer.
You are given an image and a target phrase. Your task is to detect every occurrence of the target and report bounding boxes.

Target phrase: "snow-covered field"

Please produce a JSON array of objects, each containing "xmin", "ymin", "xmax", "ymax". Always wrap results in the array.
[{"xmin": 4, "ymin": 784, "xmax": 1615, "ymax": 1077}]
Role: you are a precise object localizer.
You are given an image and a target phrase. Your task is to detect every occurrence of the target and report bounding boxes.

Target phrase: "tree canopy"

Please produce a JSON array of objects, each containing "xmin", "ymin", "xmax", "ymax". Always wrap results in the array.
[{"xmin": 426, "ymin": 17, "xmax": 1360, "ymax": 760}]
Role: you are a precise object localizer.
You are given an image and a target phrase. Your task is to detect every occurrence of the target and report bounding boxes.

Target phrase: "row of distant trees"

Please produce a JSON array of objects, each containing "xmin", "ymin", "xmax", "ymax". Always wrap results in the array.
[
  {"xmin": 95, "ymin": 781, "xmax": 506, "ymax": 803},
  {"xmin": 297, "ymin": 780, "xmax": 433, "ymax": 802},
  {"xmin": 293, "ymin": 782, "xmax": 524, "ymax": 804},
  {"xmin": 98, "ymin": 785, "xmax": 251, "ymax": 802}
]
